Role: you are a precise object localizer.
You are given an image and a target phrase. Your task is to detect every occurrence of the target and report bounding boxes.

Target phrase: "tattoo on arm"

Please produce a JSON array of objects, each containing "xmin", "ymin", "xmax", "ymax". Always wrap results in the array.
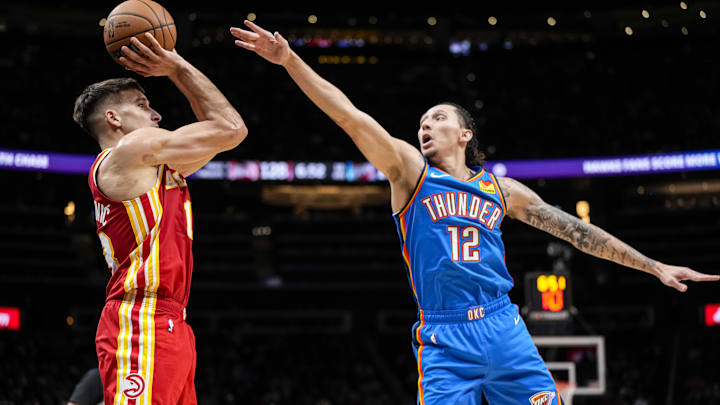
[{"xmin": 501, "ymin": 177, "xmax": 657, "ymax": 273}]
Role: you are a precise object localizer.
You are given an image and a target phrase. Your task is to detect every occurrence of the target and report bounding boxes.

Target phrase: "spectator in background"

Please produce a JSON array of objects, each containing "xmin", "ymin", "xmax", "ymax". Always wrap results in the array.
[{"xmin": 67, "ymin": 368, "xmax": 102, "ymax": 405}]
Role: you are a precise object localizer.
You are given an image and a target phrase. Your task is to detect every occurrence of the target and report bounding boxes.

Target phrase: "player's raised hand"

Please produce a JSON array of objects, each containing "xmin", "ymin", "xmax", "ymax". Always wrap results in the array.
[
  {"xmin": 119, "ymin": 32, "xmax": 184, "ymax": 78},
  {"xmin": 656, "ymin": 263, "xmax": 720, "ymax": 292},
  {"xmin": 230, "ymin": 21, "xmax": 291, "ymax": 66}
]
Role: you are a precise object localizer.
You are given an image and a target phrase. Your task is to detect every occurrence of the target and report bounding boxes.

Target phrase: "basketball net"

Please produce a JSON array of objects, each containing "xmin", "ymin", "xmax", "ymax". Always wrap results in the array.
[{"xmin": 557, "ymin": 381, "xmax": 576, "ymax": 405}]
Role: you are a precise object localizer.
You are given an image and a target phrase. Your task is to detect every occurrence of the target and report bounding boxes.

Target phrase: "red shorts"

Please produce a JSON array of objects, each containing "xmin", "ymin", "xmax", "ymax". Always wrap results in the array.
[{"xmin": 96, "ymin": 294, "xmax": 196, "ymax": 405}]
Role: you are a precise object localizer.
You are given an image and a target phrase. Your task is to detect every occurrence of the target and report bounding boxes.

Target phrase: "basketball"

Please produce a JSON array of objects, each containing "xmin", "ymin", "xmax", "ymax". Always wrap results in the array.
[{"xmin": 103, "ymin": 0, "xmax": 176, "ymax": 63}]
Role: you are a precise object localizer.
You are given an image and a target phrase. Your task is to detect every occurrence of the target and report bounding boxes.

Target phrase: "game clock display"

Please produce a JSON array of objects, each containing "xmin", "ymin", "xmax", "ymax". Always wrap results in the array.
[{"xmin": 524, "ymin": 272, "xmax": 572, "ymax": 322}]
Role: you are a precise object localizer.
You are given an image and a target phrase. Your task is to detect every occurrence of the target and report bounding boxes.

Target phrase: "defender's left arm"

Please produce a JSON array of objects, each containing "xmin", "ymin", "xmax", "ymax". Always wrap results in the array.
[{"xmin": 498, "ymin": 176, "xmax": 720, "ymax": 292}]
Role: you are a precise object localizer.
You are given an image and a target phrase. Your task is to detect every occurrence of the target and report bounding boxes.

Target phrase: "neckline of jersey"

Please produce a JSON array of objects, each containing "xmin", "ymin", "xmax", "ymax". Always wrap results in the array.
[{"xmin": 432, "ymin": 166, "xmax": 486, "ymax": 183}]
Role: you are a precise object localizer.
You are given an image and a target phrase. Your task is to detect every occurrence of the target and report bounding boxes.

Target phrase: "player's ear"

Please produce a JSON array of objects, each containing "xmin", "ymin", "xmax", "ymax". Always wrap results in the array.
[
  {"xmin": 104, "ymin": 109, "xmax": 121, "ymax": 129},
  {"xmin": 460, "ymin": 129, "xmax": 473, "ymax": 144}
]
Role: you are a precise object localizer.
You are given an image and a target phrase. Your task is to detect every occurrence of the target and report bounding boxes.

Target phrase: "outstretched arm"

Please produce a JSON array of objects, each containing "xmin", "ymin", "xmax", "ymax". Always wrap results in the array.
[
  {"xmin": 119, "ymin": 33, "xmax": 247, "ymax": 175},
  {"xmin": 116, "ymin": 121, "xmax": 244, "ymax": 169},
  {"xmin": 230, "ymin": 21, "xmax": 424, "ymax": 209},
  {"xmin": 498, "ymin": 176, "xmax": 720, "ymax": 292}
]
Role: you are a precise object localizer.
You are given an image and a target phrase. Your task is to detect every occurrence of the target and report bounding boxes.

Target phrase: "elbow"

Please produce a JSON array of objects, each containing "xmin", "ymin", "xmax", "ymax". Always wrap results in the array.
[
  {"xmin": 225, "ymin": 125, "xmax": 248, "ymax": 148},
  {"xmin": 333, "ymin": 113, "xmax": 353, "ymax": 128},
  {"xmin": 212, "ymin": 119, "xmax": 248, "ymax": 149}
]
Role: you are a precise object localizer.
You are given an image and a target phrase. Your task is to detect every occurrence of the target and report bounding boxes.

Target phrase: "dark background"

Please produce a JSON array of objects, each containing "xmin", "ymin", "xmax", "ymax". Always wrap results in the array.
[{"xmin": 1, "ymin": 1, "xmax": 719, "ymax": 404}]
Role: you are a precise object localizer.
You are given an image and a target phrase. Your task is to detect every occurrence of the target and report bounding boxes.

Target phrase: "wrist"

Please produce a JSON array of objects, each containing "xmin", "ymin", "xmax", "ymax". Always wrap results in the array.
[
  {"xmin": 647, "ymin": 260, "xmax": 662, "ymax": 276},
  {"xmin": 168, "ymin": 55, "xmax": 190, "ymax": 80},
  {"xmin": 283, "ymin": 51, "xmax": 301, "ymax": 70}
]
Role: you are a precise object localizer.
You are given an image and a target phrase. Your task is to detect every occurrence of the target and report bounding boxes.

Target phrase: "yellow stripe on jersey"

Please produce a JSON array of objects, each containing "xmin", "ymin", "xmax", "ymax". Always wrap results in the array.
[
  {"xmin": 123, "ymin": 201, "xmax": 143, "ymax": 246},
  {"xmin": 91, "ymin": 149, "xmax": 112, "ymax": 180},
  {"xmin": 96, "ymin": 148, "xmax": 112, "ymax": 162},
  {"xmin": 115, "ymin": 197, "xmax": 150, "ymax": 404},
  {"xmin": 151, "ymin": 180, "xmax": 162, "ymax": 223},
  {"xmin": 143, "ymin": 180, "xmax": 164, "ymax": 403},
  {"xmin": 114, "ymin": 289, "xmax": 136, "ymax": 405},
  {"xmin": 136, "ymin": 193, "xmax": 155, "ymax": 405},
  {"xmin": 144, "ymin": 293, "xmax": 157, "ymax": 405},
  {"xmin": 110, "ymin": 168, "xmax": 166, "ymax": 404},
  {"xmin": 488, "ymin": 173, "xmax": 507, "ymax": 215},
  {"xmin": 116, "ymin": 204, "xmax": 141, "ymax": 404},
  {"xmin": 147, "ymin": 190, "xmax": 158, "ymax": 222},
  {"xmin": 130, "ymin": 199, "xmax": 149, "ymax": 240},
  {"xmin": 122, "ymin": 201, "xmax": 143, "ymax": 292},
  {"xmin": 466, "ymin": 167, "xmax": 485, "ymax": 183},
  {"xmin": 155, "ymin": 164, "xmax": 165, "ymax": 189},
  {"xmin": 136, "ymin": 294, "xmax": 147, "ymax": 405},
  {"xmin": 145, "ymin": 241, "xmax": 159, "ymax": 404}
]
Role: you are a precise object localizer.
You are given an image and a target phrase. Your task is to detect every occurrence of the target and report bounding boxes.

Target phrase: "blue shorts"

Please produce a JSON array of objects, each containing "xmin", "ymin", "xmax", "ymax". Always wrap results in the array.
[{"xmin": 411, "ymin": 295, "xmax": 561, "ymax": 405}]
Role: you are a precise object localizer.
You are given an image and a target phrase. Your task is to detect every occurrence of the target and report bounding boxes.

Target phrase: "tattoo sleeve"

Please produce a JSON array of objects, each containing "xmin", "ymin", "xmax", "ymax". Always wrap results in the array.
[{"xmin": 499, "ymin": 177, "xmax": 658, "ymax": 275}]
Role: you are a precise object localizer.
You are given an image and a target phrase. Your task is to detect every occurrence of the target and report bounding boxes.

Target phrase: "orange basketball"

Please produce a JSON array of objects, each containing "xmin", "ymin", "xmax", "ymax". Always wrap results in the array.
[{"xmin": 103, "ymin": 0, "xmax": 176, "ymax": 63}]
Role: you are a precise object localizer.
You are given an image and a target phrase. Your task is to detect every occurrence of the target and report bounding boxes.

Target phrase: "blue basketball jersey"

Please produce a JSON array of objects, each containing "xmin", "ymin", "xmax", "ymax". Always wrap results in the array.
[{"xmin": 393, "ymin": 162, "xmax": 513, "ymax": 311}]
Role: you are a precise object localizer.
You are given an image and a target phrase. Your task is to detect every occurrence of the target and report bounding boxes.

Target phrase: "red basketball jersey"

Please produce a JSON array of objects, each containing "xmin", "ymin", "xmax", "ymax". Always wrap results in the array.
[{"xmin": 89, "ymin": 149, "xmax": 194, "ymax": 307}]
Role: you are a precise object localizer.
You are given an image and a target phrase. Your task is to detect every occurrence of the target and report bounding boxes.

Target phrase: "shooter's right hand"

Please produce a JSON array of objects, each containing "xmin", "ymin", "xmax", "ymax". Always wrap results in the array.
[{"xmin": 119, "ymin": 32, "xmax": 185, "ymax": 78}]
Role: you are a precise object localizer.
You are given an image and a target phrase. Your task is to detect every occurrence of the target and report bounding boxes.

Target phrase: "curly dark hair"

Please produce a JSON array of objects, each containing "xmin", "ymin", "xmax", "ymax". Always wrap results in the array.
[{"xmin": 438, "ymin": 102, "xmax": 486, "ymax": 167}]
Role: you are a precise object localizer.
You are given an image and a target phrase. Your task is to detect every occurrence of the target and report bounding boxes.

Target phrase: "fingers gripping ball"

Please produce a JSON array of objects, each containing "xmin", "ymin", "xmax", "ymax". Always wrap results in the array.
[{"xmin": 104, "ymin": 0, "xmax": 176, "ymax": 63}]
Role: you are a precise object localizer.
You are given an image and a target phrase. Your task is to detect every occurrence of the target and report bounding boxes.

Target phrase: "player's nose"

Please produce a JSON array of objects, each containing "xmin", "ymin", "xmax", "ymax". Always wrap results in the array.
[{"xmin": 151, "ymin": 110, "xmax": 162, "ymax": 123}]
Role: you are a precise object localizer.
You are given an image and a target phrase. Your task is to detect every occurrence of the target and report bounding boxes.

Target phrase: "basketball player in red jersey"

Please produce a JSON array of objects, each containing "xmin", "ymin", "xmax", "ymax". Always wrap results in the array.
[{"xmin": 72, "ymin": 33, "xmax": 247, "ymax": 405}]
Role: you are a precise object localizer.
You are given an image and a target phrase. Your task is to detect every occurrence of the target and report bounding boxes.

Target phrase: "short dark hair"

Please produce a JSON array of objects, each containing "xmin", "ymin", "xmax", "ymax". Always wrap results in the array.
[
  {"xmin": 439, "ymin": 102, "xmax": 486, "ymax": 167},
  {"xmin": 73, "ymin": 78, "xmax": 145, "ymax": 139}
]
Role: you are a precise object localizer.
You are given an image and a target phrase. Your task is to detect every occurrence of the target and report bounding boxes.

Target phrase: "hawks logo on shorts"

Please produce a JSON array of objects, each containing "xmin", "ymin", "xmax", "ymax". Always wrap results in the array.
[
  {"xmin": 121, "ymin": 373, "xmax": 146, "ymax": 399},
  {"xmin": 529, "ymin": 391, "xmax": 556, "ymax": 405}
]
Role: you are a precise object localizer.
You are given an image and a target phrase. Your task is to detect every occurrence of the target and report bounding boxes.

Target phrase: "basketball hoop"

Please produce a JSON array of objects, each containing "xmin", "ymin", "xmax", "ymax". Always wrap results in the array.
[{"xmin": 556, "ymin": 381, "xmax": 576, "ymax": 405}]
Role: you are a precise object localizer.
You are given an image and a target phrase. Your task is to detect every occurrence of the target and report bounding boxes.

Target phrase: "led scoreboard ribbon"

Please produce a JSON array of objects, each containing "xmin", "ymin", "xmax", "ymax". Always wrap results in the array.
[{"xmin": 2, "ymin": 148, "xmax": 719, "ymax": 181}]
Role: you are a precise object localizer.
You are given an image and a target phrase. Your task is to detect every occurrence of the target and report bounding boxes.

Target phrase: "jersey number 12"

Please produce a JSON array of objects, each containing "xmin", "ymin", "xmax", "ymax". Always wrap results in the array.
[{"xmin": 446, "ymin": 225, "xmax": 481, "ymax": 262}]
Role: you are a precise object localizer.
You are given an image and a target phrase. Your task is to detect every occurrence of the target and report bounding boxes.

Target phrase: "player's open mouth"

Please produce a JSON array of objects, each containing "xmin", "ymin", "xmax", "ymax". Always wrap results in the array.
[{"xmin": 421, "ymin": 134, "xmax": 432, "ymax": 146}]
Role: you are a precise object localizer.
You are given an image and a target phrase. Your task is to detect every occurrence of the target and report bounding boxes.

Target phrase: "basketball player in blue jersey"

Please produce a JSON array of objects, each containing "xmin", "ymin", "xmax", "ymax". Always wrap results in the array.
[{"xmin": 231, "ymin": 21, "xmax": 720, "ymax": 405}]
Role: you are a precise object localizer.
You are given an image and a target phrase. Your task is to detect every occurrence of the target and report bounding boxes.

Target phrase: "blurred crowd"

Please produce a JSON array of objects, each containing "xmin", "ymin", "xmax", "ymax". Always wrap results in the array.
[{"xmin": 1, "ymin": 9, "xmax": 718, "ymax": 162}]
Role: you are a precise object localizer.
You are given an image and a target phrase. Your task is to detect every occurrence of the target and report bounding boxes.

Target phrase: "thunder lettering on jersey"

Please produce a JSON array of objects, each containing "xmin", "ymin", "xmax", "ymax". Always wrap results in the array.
[
  {"xmin": 88, "ymin": 148, "xmax": 194, "ymax": 307},
  {"xmin": 393, "ymin": 162, "xmax": 512, "ymax": 310}
]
